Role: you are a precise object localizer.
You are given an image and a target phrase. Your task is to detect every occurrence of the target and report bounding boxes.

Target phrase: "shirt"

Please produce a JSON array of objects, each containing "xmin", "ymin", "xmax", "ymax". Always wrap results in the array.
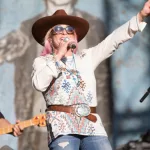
[{"xmin": 32, "ymin": 15, "xmax": 146, "ymax": 144}]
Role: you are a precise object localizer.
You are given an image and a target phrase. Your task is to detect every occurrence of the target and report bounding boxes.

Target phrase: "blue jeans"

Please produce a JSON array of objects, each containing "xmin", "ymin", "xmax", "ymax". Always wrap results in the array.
[{"xmin": 49, "ymin": 134, "xmax": 112, "ymax": 150}]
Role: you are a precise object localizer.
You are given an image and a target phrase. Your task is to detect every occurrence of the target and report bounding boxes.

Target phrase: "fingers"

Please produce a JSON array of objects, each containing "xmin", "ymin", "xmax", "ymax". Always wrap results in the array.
[
  {"xmin": 59, "ymin": 38, "xmax": 75, "ymax": 50},
  {"xmin": 55, "ymin": 37, "xmax": 75, "ymax": 59},
  {"xmin": 57, "ymin": 38, "xmax": 70, "ymax": 57},
  {"xmin": 59, "ymin": 38, "xmax": 70, "ymax": 48},
  {"xmin": 13, "ymin": 120, "xmax": 24, "ymax": 137},
  {"xmin": 146, "ymin": 0, "xmax": 150, "ymax": 6},
  {"xmin": 140, "ymin": 0, "xmax": 150, "ymax": 19},
  {"xmin": 15, "ymin": 120, "xmax": 20, "ymax": 124}
]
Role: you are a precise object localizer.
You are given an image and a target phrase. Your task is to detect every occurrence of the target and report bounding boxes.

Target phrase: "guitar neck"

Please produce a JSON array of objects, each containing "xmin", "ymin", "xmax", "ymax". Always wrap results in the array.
[{"xmin": 0, "ymin": 119, "xmax": 34, "ymax": 135}]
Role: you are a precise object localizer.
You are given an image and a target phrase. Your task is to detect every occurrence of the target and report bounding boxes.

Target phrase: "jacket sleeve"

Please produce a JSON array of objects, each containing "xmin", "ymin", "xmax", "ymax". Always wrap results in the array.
[
  {"xmin": 31, "ymin": 54, "xmax": 62, "ymax": 92},
  {"xmin": 0, "ymin": 112, "xmax": 4, "ymax": 119},
  {"xmin": 88, "ymin": 14, "xmax": 147, "ymax": 70}
]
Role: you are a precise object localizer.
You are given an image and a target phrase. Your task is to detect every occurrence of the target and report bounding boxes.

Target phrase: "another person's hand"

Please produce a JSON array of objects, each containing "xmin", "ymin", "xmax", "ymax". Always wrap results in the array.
[
  {"xmin": 12, "ymin": 120, "xmax": 24, "ymax": 137},
  {"xmin": 138, "ymin": 0, "xmax": 150, "ymax": 22}
]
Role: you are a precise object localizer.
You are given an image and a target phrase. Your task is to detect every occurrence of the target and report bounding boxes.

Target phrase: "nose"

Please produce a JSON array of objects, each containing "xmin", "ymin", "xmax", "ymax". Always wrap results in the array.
[{"xmin": 62, "ymin": 29, "xmax": 67, "ymax": 35}]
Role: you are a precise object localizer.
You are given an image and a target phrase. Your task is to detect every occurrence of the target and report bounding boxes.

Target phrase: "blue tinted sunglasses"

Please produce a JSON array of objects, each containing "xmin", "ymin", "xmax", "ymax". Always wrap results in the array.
[{"xmin": 52, "ymin": 25, "xmax": 75, "ymax": 34}]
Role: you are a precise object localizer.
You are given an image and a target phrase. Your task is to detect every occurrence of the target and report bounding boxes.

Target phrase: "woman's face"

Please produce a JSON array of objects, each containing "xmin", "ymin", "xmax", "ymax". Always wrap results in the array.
[{"xmin": 50, "ymin": 24, "xmax": 77, "ymax": 49}]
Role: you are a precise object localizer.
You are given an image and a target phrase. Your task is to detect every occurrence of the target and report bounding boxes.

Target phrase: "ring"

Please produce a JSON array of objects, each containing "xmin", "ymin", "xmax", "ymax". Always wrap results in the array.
[{"xmin": 63, "ymin": 37, "xmax": 69, "ymax": 42}]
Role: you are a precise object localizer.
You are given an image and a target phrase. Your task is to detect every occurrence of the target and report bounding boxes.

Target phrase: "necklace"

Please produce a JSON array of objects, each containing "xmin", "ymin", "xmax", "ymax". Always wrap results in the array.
[
  {"xmin": 53, "ymin": 53, "xmax": 86, "ymax": 91},
  {"xmin": 62, "ymin": 54, "xmax": 86, "ymax": 91},
  {"xmin": 62, "ymin": 55, "xmax": 79, "ymax": 84}
]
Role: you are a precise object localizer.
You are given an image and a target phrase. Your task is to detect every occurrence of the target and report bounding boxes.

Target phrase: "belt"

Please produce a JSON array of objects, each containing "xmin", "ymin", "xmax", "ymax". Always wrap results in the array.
[{"xmin": 46, "ymin": 104, "xmax": 97, "ymax": 123}]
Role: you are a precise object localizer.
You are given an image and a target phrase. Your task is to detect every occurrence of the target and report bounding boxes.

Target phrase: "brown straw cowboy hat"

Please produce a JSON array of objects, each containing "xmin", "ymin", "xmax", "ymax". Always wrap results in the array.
[{"xmin": 32, "ymin": 9, "xmax": 89, "ymax": 46}]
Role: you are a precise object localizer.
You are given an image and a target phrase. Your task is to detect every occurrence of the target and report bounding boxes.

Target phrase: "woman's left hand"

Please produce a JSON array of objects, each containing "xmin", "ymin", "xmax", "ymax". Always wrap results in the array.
[{"xmin": 138, "ymin": 0, "xmax": 150, "ymax": 22}]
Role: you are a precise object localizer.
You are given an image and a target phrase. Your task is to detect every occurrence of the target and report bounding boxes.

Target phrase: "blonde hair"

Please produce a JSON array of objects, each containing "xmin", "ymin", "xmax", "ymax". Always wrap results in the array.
[
  {"xmin": 44, "ymin": 28, "xmax": 52, "ymax": 44},
  {"xmin": 41, "ymin": 28, "xmax": 53, "ymax": 56}
]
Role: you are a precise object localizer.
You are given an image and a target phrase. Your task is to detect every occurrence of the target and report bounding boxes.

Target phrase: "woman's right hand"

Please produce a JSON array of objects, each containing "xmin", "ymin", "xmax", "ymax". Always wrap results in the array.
[{"xmin": 54, "ymin": 38, "xmax": 70, "ymax": 61}]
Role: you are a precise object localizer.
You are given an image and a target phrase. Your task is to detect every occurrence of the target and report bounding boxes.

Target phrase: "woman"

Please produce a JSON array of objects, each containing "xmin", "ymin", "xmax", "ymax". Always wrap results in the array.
[{"xmin": 31, "ymin": 1, "xmax": 150, "ymax": 150}]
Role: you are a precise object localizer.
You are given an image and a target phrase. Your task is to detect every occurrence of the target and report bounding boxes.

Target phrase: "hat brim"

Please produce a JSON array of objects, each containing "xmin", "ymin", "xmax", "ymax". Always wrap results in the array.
[{"xmin": 32, "ymin": 15, "xmax": 89, "ymax": 46}]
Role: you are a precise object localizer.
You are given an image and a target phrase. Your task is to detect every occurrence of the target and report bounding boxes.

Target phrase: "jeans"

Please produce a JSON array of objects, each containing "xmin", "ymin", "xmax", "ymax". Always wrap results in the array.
[{"xmin": 49, "ymin": 134, "xmax": 112, "ymax": 150}]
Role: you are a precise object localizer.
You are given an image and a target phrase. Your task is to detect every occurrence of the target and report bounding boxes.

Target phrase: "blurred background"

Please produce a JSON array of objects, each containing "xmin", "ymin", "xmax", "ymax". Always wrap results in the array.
[{"xmin": 0, "ymin": 0, "xmax": 150, "ymax": 150}]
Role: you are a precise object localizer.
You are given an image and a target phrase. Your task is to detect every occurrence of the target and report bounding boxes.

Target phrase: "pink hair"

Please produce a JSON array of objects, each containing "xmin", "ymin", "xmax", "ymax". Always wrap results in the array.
[{"xmin": 40, "ymin": 40, "xmax": 52, "ymax": 56}]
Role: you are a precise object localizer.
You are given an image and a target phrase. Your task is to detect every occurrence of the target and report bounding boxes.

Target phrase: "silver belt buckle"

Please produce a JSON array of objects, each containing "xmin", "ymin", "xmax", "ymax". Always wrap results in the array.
[{"xmin": 75, "ymin": 103, "xmax": 91, "ymax": 117}]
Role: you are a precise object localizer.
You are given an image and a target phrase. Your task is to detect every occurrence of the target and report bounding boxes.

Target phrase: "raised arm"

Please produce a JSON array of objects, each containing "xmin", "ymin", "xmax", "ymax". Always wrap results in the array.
[{"xmin": 89, "ymin": 0, "xmax": 150, "ymax": 70}]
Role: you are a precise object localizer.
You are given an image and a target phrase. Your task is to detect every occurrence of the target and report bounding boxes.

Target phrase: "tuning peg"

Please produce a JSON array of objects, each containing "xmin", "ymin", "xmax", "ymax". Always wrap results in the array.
[
  {"xmin": 42, "ymin": 116, "xmax": 45, "ymax": 119},
  {"xmin": 35, "ymin": 116, "xmax": 39, "ymax": 119}
]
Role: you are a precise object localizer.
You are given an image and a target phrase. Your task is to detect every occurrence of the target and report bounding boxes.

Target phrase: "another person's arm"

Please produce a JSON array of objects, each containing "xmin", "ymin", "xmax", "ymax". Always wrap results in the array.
[
  {"xmin": 0, "ymin": 112, "xmax": 10, "ymax": 128},
  {"xmin": 0, "ymin": 112, "xmax": 23, "ymax": 136}
]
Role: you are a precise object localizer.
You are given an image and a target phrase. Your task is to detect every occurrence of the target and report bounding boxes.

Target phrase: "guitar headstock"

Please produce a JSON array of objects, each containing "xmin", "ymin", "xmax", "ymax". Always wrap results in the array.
[{"xmin": 32, "ymin": 114, "xmax": 46, "ymax": 127}]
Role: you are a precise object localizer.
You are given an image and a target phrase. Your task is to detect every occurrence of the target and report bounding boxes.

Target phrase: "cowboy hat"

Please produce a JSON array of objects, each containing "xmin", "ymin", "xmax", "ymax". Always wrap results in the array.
[{"xmin": 32, "ymin": 9, "xmax": 89, "ymax": 46}]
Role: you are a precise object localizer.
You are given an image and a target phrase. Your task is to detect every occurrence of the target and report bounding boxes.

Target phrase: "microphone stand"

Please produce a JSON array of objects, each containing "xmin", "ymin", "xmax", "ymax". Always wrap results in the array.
[{"xmin": 139, "ymin": 87, "xmax": 150, "ymax": 103}]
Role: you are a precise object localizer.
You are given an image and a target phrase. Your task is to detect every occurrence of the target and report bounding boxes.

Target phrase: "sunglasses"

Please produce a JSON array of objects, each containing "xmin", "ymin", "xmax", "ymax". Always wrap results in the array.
[{"xmin": 51, "ymin": 25, "xmax": 75, "ymax": 34}]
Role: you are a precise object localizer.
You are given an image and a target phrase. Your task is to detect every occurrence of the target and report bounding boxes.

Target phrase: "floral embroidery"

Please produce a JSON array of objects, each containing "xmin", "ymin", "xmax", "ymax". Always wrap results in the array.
[
  {"xmin": 46, "ymin": 111, "xmax": 102, "ymax": 144},
  {"xmin": 78, "ymin": 80, "xmax": 86, "ymax": 91},
  {"xmin": 62, "ymin": 79, "xmax": 71, "ymax": 93},
  {"xmin": 80, "ymin": 51, "xmax": 86, "ymax": 58},
  {"xmin": 86, "ymin": 91, "xmax": 93, "ymax": 103},
  {"xmin": 67, "ymin": 87, "xmax": 86, "ymax": 104},
  {"xmin": 87, "ymin": 124, "xmax": 95, "ymax": 134}
]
